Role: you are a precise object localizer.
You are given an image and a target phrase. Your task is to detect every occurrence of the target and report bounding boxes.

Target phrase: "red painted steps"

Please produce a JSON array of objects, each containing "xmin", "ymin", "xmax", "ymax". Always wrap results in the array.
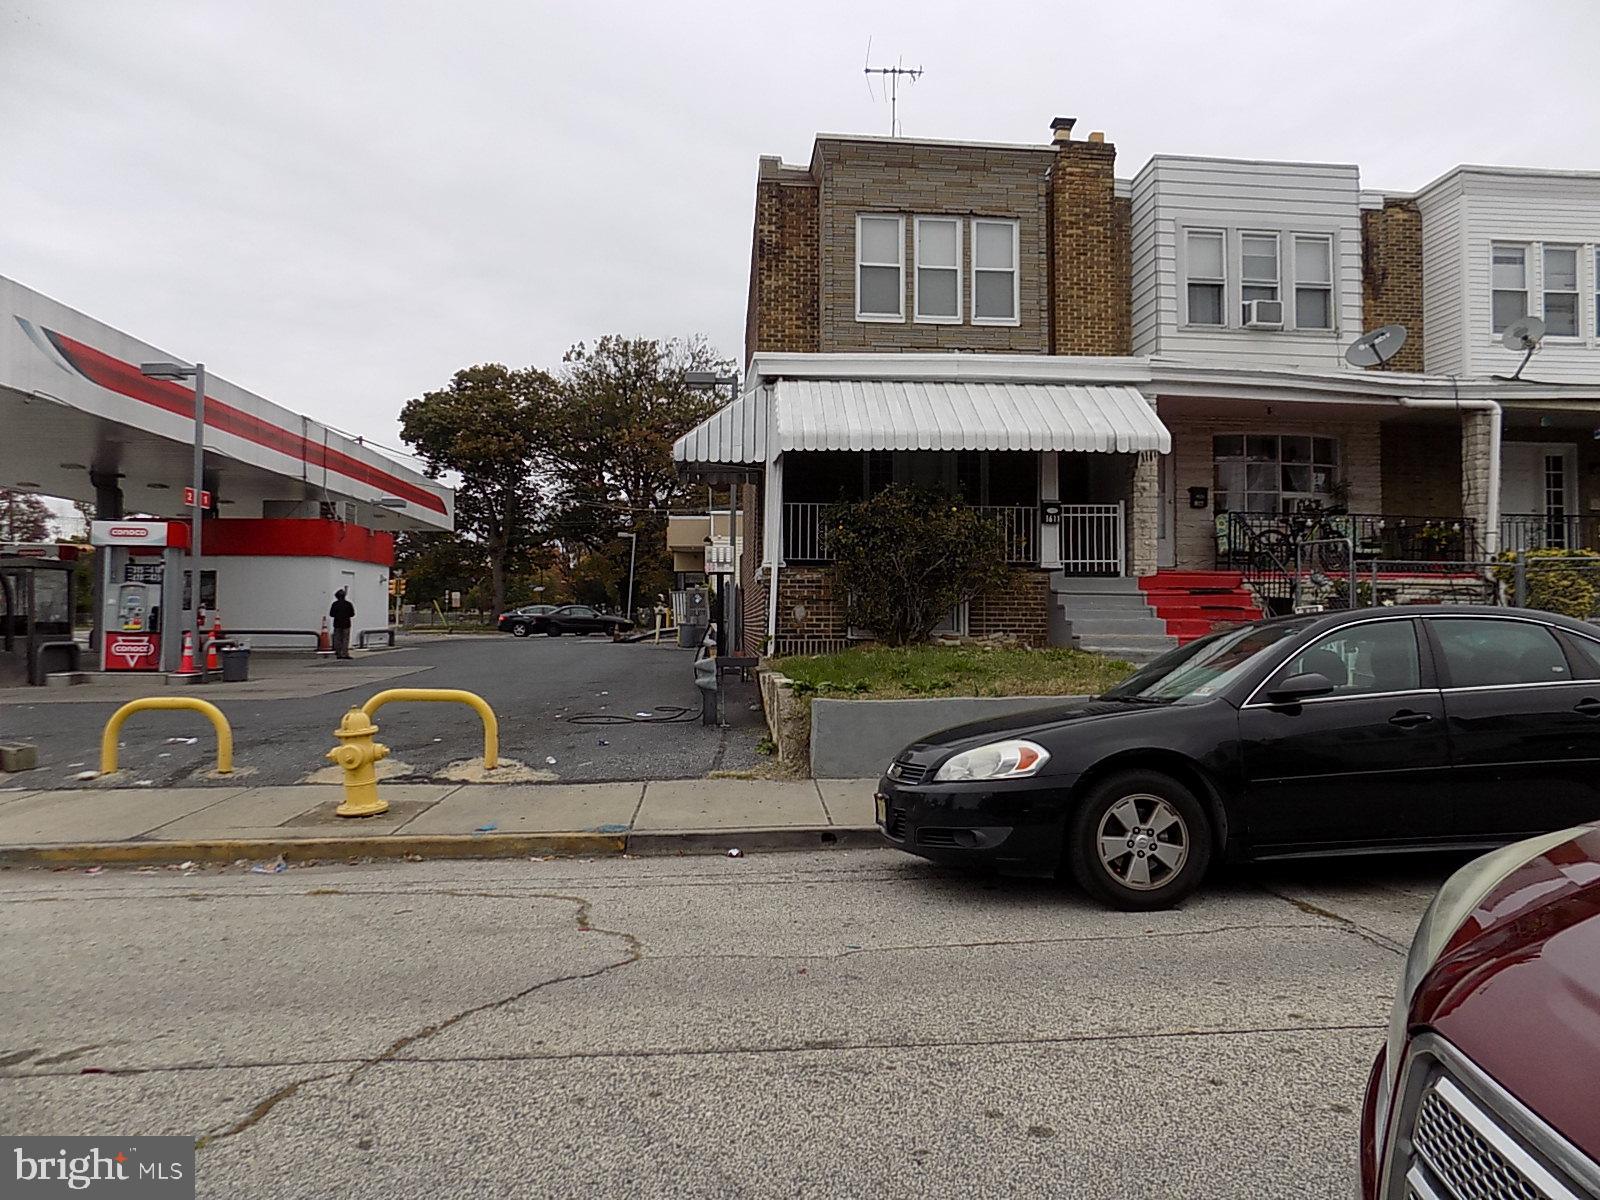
[{"xmin": 1138, "ymin": 571, "xmax": 1263, "ymax": 644}]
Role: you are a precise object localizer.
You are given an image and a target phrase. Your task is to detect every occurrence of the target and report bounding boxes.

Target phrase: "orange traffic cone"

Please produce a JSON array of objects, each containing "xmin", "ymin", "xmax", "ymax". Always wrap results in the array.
[
  {"xmin": 205, "ymin": 636, "xmax": 222, "ymax": 673},
  {"xmin": 318, "ymin": 617, "xmax": 332, "ymax": 654},
  {"xmin": 212, "ymin": 613, "xmax": 224, "ymax": 643},
  {"xmin": 177, "ymin": 630, "xmax": 197, "ymax": 674}
]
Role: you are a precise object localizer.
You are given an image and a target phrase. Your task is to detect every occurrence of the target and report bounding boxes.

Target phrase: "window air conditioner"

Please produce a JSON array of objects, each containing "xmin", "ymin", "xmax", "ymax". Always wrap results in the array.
[{"xmin": 1243, "ymin": 299, "xmax": 1284, "ymax": 329}]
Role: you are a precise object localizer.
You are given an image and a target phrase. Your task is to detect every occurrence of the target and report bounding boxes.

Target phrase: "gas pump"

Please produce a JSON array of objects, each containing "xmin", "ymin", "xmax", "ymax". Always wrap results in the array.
[{"xmin": 91, "ymin": 521, "xmax": 189, "ymax": 673}]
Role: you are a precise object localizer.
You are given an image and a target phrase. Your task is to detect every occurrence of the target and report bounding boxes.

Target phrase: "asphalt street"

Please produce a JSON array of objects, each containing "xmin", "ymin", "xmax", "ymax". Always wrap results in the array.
[
  {"xmin": 1, "ymin": 848, "xmax": 1461, "ymax": 1198},
  {"xmin": 0, "ymin": 635, "xmax": 764, "ymax": 788}
]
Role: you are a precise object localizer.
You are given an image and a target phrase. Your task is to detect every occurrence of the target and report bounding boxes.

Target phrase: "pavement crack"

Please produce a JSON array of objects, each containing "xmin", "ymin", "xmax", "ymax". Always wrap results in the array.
[
  {"xmin": 343, "ymin": 891, "xmax": 642, "ymax": 1084},
  {"xmin": 195, "ymin": 1072, "xmax": 338, "ymax": 1150},
  {"xmin": 1259, "ymin": 887, "xmax": 1407, "ymax": 956}
]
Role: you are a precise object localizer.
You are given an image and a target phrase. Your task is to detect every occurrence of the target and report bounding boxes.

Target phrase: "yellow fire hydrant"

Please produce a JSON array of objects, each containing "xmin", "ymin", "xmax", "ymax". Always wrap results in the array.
[{"xmin": 329, "ymin": 707, "xmax": 390, "ymax": 817}]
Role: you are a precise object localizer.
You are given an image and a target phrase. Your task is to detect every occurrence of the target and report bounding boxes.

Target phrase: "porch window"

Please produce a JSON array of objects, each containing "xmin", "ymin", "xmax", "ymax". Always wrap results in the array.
[
  {"xmin": 1491, "ymin": 244, "xmax": 1528, "ymax": 333},
  {"xmin": 914, "ymin": 217, "xmax": 961, "ymax": 322},
  {"xmin": 1293, "ymin": 235, "xmax": 1334, "ymax": 330},
  {"xmin": 1543, "ymin": 246, "xmax": 1579, "ymax": 337},
  {"xmin": 1184, "ymin": 229, "xmax": 1225, "ymax": 326},
  {"xmin": 971, "ymin": 219, "xmax": 1019, "ymax": 324},
  {"xmin": 856, "ymin": 214, "xmax": 905, "ymax": 321},
  {"xmin": 1240, "ymin": 233, "xmax": 1280, "ymax": 323},
  {"xmin": 1212, "ymin": 434, "xmax": 1339, "ymax": 514}
]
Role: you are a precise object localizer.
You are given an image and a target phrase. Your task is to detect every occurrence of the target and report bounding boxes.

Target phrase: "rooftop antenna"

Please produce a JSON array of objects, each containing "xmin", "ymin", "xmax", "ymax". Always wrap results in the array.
[
  {"xmin": 1343, "ymin": 324, "xmax": 1408, "ymax": 369},
  {"xmin": 1498, "ymin": 316, "xmax": 1546, "ymax": 381},
  {"xmin": 863, "ymin": 43, "xmax": 923, "ymax": 136}
]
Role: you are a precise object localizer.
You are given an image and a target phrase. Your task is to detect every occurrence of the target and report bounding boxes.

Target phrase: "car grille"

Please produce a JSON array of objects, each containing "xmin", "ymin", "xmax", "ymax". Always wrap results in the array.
[
  {"xmin": 884, "ymin": 808, "xmax": 908, "ymax": 840},
  {"xmin": 1399, "ymin": 1073, "xmax": 1583, "ymax": 1200},
  {"xmin": 917, "ymin": 828, "xmax": 957, "ymax": 847},
  {"xmin": 887, "ymin": 760, "xmax": 928, "ymax": 784}
]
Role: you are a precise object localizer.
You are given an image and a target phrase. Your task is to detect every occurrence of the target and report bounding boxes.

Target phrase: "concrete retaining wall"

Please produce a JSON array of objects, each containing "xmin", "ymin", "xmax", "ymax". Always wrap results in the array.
[{"xmin": 809, "ymin": 695, "xmax": 1085, "ymax": 780}]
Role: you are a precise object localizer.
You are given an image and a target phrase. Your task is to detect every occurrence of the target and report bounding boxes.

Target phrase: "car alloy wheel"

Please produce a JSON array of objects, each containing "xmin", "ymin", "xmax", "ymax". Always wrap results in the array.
[
  {"xmin": 1095, "ymin": 794, "xmax": 1188, "ymax": 891},
  {"xmin": 511, "ymin": 623, "xmax": 530, "ymax": 638},
  {"xmin": 545, "ymin": 627, "xmax": 561, "ymax": 637}
]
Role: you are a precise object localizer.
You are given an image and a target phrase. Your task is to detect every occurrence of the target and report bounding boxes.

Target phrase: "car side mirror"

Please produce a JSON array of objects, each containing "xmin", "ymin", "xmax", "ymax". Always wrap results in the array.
[{"xmin": 1266, "ymin": 672, "xmax": 1336, "ymax": 704}]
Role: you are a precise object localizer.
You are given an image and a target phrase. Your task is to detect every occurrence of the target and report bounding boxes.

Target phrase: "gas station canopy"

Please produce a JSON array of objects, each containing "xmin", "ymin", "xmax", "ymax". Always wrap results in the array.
[{"xmin": 0, "ymin": 274, "xmax": 453, "ymax": 532}]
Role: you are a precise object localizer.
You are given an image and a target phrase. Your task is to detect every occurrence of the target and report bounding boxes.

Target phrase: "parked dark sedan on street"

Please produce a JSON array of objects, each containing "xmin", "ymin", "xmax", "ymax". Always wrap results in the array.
[
  {"xmin": 1359, "ymin": 822, "xmax": 1600, "ymax": 1199},
  {"xmin": 496, "ymin": 604, "xmax": 556, "ymax": 636},
  {"xmin": 523, "ymin": 604, "xmax": 633, "ymax": 638},
  {"xmin": 877, "ymin": 605, "xmax": 1600, "ymax": 909}
]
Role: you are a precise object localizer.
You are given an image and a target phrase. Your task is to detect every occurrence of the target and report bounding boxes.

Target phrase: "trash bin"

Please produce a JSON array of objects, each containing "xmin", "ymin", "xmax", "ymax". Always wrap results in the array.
[
  {"xmin": 678, "ymin": 621, "xmax": 707, "ymax": 650},
  {"xmin": 219, "ymin": 644, "xmax": 251, "ymax": 683}
]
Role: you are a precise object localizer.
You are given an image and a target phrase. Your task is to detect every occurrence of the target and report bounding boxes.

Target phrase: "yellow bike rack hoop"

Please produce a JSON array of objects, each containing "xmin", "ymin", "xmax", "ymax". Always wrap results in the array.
[
  {"xmin": 100, "ymin": 697, "xmax": 234, "ymax": 776},
  {"xmin": 359, "ymin": 688, "xmax": 499, "ymax": 769}
]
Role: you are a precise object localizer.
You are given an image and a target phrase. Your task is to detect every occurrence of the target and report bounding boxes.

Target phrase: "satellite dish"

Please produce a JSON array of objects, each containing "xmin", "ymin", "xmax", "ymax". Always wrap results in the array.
[
  {"xmin": 1501, "ymin": 315, "xmax": 1546, "ymax": 352},
  {"xmin": 1344, "ymin": 325, "xmax": 1408, "ymax": 368},
  {"xmin": 1501, "ymin": 316, "xmax": 1546, "ymax": 381}
]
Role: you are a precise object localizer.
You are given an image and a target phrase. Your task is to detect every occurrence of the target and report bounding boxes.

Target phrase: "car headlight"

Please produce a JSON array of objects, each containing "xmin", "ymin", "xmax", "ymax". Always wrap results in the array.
[
  {"xmin": 932, "ymin": 739, "xmax": 1050, "ymax": 783},
  {"xmin": 1376, "ymin": 824, "xmax": 1586, "ymax": 1134}
]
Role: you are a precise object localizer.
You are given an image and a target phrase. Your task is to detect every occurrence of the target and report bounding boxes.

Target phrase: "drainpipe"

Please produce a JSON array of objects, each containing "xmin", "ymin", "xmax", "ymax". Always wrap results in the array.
[{"xmin": 1397, "ymin": 396, "xmax": 1501, "ymax": 557}]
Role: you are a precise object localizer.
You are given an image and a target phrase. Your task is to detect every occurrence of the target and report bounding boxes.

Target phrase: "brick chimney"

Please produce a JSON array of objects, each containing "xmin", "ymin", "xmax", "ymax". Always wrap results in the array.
[
  {"xmin": 744, "ymin": 156, "xmax": 820, "ymax": 367},
  {"xmin": 1048, "ymin": 119, "xmax": 1131, "ymax": 355},
  {"xmin": 1360, "ymin": 197, "xmax": 1425, "ymax": 372}
]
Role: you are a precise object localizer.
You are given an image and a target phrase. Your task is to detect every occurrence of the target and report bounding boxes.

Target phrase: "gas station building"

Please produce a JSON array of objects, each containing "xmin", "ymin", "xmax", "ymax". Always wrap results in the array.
[{"xmin": 0, "ymin": 274, "xmax": 454, "ymax": 681}]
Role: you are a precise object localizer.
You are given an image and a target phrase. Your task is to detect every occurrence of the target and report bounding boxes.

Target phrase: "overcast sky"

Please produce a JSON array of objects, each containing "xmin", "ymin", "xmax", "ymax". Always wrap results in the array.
[{"xmin": 4, "ymin": 0, "xmax": 1599, "ymax": 461}]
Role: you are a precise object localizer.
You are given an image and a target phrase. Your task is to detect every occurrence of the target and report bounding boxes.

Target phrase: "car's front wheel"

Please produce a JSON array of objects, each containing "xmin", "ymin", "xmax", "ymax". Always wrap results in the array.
[
  {"xmin": 1066, "ymin": 770, "xmax": 1212, "ymax": 911},
  {"xmin": 545, "ymin": 626, "xmax": 561, "ymax": 637},
  {"xmin": 511, "ymin": 623, "xmax": 530, "ymax": 638}
]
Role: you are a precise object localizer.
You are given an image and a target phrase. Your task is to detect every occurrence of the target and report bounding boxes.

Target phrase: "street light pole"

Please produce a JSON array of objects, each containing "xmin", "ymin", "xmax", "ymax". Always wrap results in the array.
[
  {"xmin": 190, "ymin": 363, "xmax": 205, "ymax": 679},
  {"xmin": 621, "ymin": 531, "xmax": 638, "ymax": 625}
]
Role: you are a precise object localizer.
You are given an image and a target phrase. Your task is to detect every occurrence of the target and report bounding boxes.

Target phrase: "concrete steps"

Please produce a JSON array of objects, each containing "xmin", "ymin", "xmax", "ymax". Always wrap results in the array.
[
  {"xmin": 1138, "ymin": 570, "xmax": 1264, "ymax": 645},
  {"xmin": 1050, "ymin": 574, "xmax": 1178, "ymax": 662}
]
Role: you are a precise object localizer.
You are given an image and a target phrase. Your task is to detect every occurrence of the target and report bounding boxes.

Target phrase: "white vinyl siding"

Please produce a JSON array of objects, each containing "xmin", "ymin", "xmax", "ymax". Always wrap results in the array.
[
  {"xmin": 1183, "ymin": 229, "xmax": 1225, "ymax": 326},
  {"xmin": 1418, "ymin": 167, "xmax": 1600, "ymax": 378},
  {"xmin": 1490, "ymin": 243, "xmax": 1529, "ymax": 334},
  {"xmin": 1127, "ymin": 156, "xmax": 1360, "ymax": 365},
  {"xmin": 971, "ymin": 218, "xmax": 1020, "ymax": 325},
  {"xmin": 1543, "ymin": 245, "xmax": 1579, "ymax": 337},
  {"xmin": 1293, "ymin": 235, "xmax": 1334, "ymax": 329},
  {"xmin": 913, "ymin": 216, "xmax": 961, "ymax": 323},
  {"xmin": 856, "ymin": 214, "xmax": 905, "ymax": 321}
]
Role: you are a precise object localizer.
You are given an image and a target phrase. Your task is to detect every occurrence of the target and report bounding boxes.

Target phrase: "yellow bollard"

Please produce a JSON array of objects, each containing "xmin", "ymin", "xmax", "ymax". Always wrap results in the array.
[
  {"xmin": 360, "ymin": 688, "xmax": 498, "ymax": 770},
  {"xmin": 100, "ymin": 697, "xmax": 233, "ymax": 776},
  {"xmin": 328, "ymin": 707, "xmax": 391, "ymax": 817}
]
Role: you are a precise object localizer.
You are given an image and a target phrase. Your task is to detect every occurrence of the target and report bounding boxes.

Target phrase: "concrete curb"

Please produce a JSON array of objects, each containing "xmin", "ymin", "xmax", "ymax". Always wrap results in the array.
[{"xmin": 0, "ymin": 826, "xmax": 884, "ymax": 868}]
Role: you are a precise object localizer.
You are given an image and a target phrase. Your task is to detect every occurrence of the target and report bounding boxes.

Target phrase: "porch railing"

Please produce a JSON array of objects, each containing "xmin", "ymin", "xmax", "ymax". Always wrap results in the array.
[
  {"xmin": 1499, "ymin": 513, "xmax": 1600, "ymax": 554},
  {"xmin": 782, "ymin": 502, "xmax": 1039, "ymax": 565},
  {"xmin": 1217, "ymin": 512, "xmax": 1480, "ymax": 569},
  {"xmin": 1059, "ymin": 503, "xmax": 1124, "ymax": 576}
]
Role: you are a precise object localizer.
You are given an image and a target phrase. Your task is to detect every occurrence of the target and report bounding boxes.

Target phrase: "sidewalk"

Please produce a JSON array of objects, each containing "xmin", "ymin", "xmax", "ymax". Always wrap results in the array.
[{"xmin": 0, "ymin": 778, "xmax": 882, "ymax": 866}]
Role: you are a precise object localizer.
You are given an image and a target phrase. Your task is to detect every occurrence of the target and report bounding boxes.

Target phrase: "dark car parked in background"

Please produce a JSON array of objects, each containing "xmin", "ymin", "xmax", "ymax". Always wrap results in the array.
[
  {"xmin": 876, "ymin": 605, "xmax": 1600, "ymax": 909},
  {"xmin": 496, "ymin": 604, "xmax": 556, "ymax": 636},
  {"xmin": 524, "ymin": 604, "xmax": 633, "ymax": 638},
  {"xmin": 1360, "ymin": 822, "xmax": 1600, "ymax": 1199}
]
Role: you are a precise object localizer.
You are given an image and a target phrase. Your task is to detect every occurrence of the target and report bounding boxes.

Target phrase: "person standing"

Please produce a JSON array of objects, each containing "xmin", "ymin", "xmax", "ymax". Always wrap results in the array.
[{"xmin": 329, "ymin": 588, "xmax": 356, "ymax": 659}]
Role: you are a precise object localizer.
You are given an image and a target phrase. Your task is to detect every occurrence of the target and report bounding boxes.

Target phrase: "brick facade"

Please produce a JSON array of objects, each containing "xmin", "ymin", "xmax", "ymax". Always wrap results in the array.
[
  {"xmin": 775, "ymin": 565, "xmax": 848, "ymax": 648},
  {"xmin": 967, "ymin": 569, "xmax": 1051, "ymax": 646},
  {"xmin": 743, "ymin": 159, "xmax": 820, "ymax": 366},
  {"xmin": 1359, "ymin": 199, "xmax": 1425, "ymax": 372},
  {"xmin": 1049, "ymin": 137, "xmax": 1133, "ymax": 355},
  {"xmin": 1381, "ymin": 423, "xmax": 1462, "ymax": 517}
]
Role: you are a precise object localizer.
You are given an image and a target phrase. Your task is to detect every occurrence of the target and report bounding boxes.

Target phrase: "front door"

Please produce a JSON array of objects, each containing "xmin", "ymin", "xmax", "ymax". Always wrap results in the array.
[
  {"xmin": 1501, "ymin": 442, "xmax": 1576, "ymax": 550},
  {"xmin": 1426, "ymin": 615, "xmax": 1600, "ymax": 839},
  {"xmin": 1239, "ymin": 617, "xmax": 1453, "ymax": 851}
]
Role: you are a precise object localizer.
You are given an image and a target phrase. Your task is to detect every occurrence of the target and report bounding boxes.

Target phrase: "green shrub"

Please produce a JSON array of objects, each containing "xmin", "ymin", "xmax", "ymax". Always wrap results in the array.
[
  {"xmin": 827, "ymin": 486, "xmax": 1012, "ymax": 647},
  {"xmin": 1495, "ymin": 549, "xmax": 1600, "ymax": 618}
]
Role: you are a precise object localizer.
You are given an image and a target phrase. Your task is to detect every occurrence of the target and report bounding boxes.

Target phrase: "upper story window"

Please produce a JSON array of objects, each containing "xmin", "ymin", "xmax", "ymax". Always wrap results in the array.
[
  {"xmin": 1294, "ymin": 236, "xmax": 1334, "ymax": 330},
  {"xmin": 971, "ymin": 218, "xmax": 1019, "ymax": 325},
  {"xmin": 856, "ymin": 214, "xmax": 905, "ymax": 321},
  {"xmin": 1185, "ymin": 230, "xmax": 1226, "ymax": 326},
  {"xmin": 1543, "ymin": 246, "xmax": 1580, "ymax": 337},
  {"xmin": 1241, "ymin": 233, "xmax": 1280, "ymax": 322},
  {"xmin": 914, "ymin": 216, "xmax": 961, "ymax": 323},
  {"xmin": 1491, "ymin": 243, "xmax": 1529, "ymax": 333}
]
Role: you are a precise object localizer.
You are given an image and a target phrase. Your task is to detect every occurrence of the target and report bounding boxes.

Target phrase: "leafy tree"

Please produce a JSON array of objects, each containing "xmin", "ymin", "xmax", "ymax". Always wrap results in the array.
[
  {"xmin": 828, "ymin": 486, "xmax": 1012, "ymax": 646},
  {"xmin": 393, "ymin": 530, "xmax": 487, "ymax": 610},
  {"xmin": 0, "ymin": 489, "xmax": 52, "ymax": 541},
  {"xmin": 399, "ymin": 364, "xmax": 550, "ymax": 615}
]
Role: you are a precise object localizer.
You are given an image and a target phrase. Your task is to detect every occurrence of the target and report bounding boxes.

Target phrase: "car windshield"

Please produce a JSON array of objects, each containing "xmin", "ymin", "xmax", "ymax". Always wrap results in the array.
[{"xmin": 1102, "ymin": 620, "xmax": 1310, "ymax": 705}]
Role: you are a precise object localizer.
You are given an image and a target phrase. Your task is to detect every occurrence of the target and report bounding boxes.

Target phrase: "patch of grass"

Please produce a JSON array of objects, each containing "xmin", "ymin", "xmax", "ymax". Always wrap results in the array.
[{"xmin": 773, "ymin": 644, "xmax": 1135, "ymax": 700}]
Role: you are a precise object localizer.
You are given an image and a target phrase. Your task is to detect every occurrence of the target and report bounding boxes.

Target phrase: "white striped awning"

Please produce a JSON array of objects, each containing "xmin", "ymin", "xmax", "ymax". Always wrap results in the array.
[{"xmin": 673, "ymin": 378, "xmax": 1169, "ymax": 465}]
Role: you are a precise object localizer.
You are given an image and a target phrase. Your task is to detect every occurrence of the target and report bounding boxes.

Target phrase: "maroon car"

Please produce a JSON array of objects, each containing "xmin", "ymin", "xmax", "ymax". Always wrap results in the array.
[{"xmin": 1360, "ymin": 823, "xmax": 1600, "ymax": 1199}]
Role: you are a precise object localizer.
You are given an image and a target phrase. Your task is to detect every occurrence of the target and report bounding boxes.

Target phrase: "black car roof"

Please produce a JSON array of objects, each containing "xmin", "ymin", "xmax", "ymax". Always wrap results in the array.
[{"xmin": 1281, "ymin": 604, "xmax": 1598, "ymax": 637}]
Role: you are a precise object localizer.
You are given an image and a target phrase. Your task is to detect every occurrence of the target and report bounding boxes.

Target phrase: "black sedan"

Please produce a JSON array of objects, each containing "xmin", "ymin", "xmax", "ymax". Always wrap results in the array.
[
  {"xmin": 878, "ymin": 605, "xmax": 1600, "ymax": 910},
  {"xmin": 496, "ymin": 604, "xmax": 556, "ymax": 636},
  {"xmin": 524, "ymin": 604, "xmax": 633, "ymax": 638}
]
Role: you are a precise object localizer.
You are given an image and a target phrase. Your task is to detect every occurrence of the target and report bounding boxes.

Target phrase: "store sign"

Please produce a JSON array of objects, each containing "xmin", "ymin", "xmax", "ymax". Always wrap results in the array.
[
  {"xmin": 106, "ymin": 634, "xmax": 161, "ymax": 670},
  {"xmin": 92, "ymin": 520, "xmax": 171, "ymax": 547}
]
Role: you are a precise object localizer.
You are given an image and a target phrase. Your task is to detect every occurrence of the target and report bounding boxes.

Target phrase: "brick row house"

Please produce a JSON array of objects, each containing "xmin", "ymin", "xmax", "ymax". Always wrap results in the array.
[{"xmin": 674, "ymin": 118, "xmax": 1600, "ymax": 658}]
